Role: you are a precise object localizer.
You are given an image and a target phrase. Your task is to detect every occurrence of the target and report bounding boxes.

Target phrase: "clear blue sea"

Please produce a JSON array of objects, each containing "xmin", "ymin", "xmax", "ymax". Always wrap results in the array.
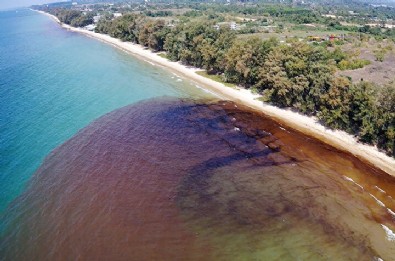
[{"xmin": 0, "ymin": 9, "xmax": 209, "ymax": 213}]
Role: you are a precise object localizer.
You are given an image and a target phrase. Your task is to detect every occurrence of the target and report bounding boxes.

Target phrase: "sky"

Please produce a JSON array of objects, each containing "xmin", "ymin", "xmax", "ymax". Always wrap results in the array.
[{"xmin": 0, "ymin": 0, "xmax": 64, "ymax": 10}]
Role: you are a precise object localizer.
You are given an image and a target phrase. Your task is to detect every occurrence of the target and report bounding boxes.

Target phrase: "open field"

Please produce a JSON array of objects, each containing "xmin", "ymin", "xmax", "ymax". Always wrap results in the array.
[
  {"xmin": 339, "ymin": 40, "xmax": 395, "ymax": 85},
  {"xmin": 238, "ymin": 29, "xmax": 350, "ymax": 41}
]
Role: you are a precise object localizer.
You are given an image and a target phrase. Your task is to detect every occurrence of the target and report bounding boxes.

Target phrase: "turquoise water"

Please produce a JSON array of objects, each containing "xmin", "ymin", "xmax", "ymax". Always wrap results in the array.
[{"xmin": 0, "ymin": 9, "xmax": 209, "ymax": 213}]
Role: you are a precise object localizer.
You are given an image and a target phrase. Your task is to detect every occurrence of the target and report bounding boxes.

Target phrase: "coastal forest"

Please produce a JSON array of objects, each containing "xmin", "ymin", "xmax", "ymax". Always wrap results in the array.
[{"xmin": 42, "ymin": 4, "xmax": 395, "ymax": 157}]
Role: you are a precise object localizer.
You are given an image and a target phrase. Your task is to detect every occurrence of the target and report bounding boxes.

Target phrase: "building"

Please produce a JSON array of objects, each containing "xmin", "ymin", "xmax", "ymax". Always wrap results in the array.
[
  {"xmin": 93, "ymin": 15, "xmax": 101, "ymax": 24},
  {"xmin": 214, "ymin": 21, "xmax": 239, "ymax": 31},
  {"xmin": 85, "ymin": 24, "xmax": 96, "ymax": 31},
  {"xmin": 230, "ymin": 21, "xmax": 238, "ymax": 30}
]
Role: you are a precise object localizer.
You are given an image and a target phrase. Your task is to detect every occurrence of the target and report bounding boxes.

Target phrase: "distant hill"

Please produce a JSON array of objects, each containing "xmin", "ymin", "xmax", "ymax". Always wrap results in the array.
[{"xmin": 308, "ymin": 0, "xmax": 395, "ymax": 7}]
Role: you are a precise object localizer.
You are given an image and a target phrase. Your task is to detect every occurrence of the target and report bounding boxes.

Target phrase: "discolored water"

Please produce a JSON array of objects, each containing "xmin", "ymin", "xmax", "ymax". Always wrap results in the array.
[
  {"xmin": 1, "ymin": 98, "xmax": 394, "ymax": 260},
  {"xmin": 0, "ymin": 9, "xmax": 210, "ymax": 213}
]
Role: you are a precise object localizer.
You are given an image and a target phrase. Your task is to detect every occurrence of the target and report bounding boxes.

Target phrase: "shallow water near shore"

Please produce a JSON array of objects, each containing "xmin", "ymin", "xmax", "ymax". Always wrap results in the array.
[
  {"xmin": 1, "ymin": 98, "xmax": 395, "ymax": 260},
  {"xmin": 0, "ymin": 9, "xmax": 210, "ymax": 213}
]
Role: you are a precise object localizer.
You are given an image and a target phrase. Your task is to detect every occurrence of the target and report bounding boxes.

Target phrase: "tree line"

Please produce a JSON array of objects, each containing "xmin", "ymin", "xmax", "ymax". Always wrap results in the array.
[
  {"xmin": 51, "ymin": 9, "xmax": 94, "ymax": 27},
  {"xmin": 84, "ymin": 12, "xmax": 394, "ymax": 156}
]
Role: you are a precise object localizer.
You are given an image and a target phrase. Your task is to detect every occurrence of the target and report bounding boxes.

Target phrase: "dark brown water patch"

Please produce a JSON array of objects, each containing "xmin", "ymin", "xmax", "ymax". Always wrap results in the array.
[{"xmin": 0, "ymin": 98, "xmax": 394, "ymax": 261}]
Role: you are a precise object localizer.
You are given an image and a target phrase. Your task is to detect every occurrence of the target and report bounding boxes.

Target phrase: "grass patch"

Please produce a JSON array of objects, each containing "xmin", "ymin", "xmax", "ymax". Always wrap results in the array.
[
  {"xmin": 195, "ymin": 71, "xmax": 237, "ymax": 88},
  {"xmin": 157, "ymin": 52, "xmax": 169, "ymax": 59},
  {"xmin": 338, "ymin": 59, "xmax": 371, "ymax": 70}
]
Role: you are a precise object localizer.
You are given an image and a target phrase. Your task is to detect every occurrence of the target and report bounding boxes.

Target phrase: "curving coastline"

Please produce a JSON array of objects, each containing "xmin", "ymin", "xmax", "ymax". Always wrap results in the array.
[{"xmin": 35, "ymin": 9, "xmax": 395, "ymax": 176}]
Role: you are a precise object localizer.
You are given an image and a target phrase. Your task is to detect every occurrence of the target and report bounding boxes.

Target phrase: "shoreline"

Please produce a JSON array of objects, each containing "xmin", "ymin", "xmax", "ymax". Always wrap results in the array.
[{"xmin": 35, "ymin": 10, "xmax": 395, "ymax": 176}]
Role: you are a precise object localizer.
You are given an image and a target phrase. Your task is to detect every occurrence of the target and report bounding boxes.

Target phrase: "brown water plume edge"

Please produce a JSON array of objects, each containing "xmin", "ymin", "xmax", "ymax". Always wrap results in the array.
[
  {"xmin": 33, "ymin": 9, "xmax": 395, "ymax": 176},
  {"xmin": 1, "ymin": 97, "xmax": 395, "ymax": 260}
]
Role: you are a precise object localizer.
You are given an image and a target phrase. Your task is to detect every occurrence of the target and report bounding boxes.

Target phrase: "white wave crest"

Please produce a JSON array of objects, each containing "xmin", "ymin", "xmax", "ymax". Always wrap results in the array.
[
  {"xmin": 381, "ymin": 224, "xmax": 395, "ymax": 241},
  {"xmin": 343, "ymin": 176, "xmax": 364, "ymax": 190}
]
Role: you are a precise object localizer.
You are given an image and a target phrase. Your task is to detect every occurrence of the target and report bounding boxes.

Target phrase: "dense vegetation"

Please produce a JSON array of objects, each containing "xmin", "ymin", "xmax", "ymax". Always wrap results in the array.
[
  {"xmin": 51, "ymin": 9, "xmax": 94, "ymax": 27},
  {"xmin": 94, "ymin": 14, "xmax": 395, "ymax": 156},
  {"xmin": 190, "ymin": 3, "xmax": 395, "ymax": 40},
  {"xmin": 48, "ymin": 8, "xmax": 395, "ymax": 157}
]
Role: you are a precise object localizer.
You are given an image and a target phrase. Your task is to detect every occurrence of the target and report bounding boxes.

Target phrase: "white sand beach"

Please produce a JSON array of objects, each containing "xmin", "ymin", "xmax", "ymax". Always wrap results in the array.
[{"xmin": 36, "ymin": 10, "xmax": 395, "ymax": 175}]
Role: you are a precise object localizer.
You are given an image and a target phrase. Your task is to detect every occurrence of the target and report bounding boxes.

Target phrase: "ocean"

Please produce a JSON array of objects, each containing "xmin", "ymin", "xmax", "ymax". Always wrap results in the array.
[
  {"xmin": 0, "ymin": 9, "xmax": 209, "ymax": 213},
  {"xmin": 1, "ymin": 9, "xmax": 395, "ymax": 261}
]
